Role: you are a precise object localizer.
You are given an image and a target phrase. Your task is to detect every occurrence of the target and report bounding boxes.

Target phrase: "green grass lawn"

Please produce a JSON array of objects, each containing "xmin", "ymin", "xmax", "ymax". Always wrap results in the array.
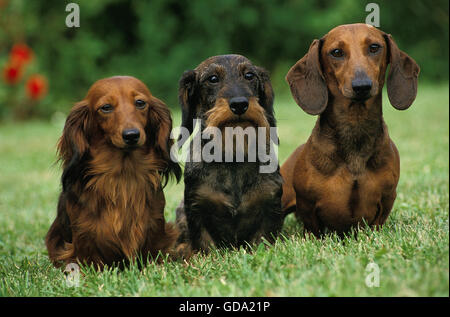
[{"xmin": 0, "ymin": 83, "xmax": 448, "ymax": 297}]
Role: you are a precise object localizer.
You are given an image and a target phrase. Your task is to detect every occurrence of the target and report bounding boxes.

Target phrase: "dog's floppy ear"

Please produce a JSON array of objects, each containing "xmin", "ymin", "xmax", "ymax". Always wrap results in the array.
[
  {"xmin": 178, "ymin": 70, "xmax": 198, "ymax": 136},
  {"xmin": 286, "ymin": 39, "xmax": 328, "ymax": 115},
  {"xmin": 384, "ymin": 33, "xmax": 420, "ymax": 110},
  {"xmin": 58, "ymin": 100, "xmax": 93, "ymax": 191},
  {"xmin": 148, "ymin": 96, "xmax": 182, "ymax": 185},
  {"xmin": 256, "ymin": 66, "xmax": 276, "ymax": 126}
]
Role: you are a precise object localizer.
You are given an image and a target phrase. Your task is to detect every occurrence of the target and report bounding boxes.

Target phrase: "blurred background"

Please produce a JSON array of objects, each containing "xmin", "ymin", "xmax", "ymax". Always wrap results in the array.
[{"xmin": 0, "ymin": 0, "xmax": 448, "ymax": 120}]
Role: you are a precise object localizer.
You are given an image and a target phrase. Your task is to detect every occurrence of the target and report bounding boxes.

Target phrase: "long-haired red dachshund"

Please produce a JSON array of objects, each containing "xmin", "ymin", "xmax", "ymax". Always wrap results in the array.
[{"xmin": 46, "ymin": 76, "xmax": 181, "ymax": 269}]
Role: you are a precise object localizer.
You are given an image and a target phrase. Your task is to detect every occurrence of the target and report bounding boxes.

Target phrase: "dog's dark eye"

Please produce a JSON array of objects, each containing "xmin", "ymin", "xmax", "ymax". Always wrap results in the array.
[
  {"xmin": 135, "ymin": 99, "xmax": 147, "ymax": 109},
  {"xmin": 330, "ymin": 48, "xmax": 344, "ymax": 58},
  {"xmin": 244, "ymin": 72, "xmax": 255, "ymax": 80},
  {"xmin": 208, "ymin": 75, "xmax": 219, "ymax": 83},
  {"xmin": 99, "ymin": 104, "xmax": 113, "ymax": 113},
  {"xmin": 369, "ymin": 43, "xmax": 381, "ymax": 54}
]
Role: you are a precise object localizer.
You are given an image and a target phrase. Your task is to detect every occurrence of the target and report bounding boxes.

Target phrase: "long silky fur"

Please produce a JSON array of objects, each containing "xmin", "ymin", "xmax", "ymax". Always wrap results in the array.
[{"xmin": 46, "ymin": 94, "xmax": 181, "ymax": 270}]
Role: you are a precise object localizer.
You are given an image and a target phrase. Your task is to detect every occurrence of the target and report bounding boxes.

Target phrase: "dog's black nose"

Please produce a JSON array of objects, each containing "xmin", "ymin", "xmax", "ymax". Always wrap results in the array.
[
  {"xmin": 229, "ymin": 97, "xmax": 249, "ymax": 115},
  {"xmin": 122, "ymin": 129, "xmax": 140, "ymax": 145},
  {"xmin": 352, "ymin": 77, "xmax": 372, "ymax": 99}
]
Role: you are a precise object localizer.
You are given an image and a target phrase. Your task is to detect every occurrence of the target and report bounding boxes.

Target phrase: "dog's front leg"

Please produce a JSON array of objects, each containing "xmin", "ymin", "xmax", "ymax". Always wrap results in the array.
[{"xmin": 296, "ymin": 195, "xmax": 323, "ymax": 238}]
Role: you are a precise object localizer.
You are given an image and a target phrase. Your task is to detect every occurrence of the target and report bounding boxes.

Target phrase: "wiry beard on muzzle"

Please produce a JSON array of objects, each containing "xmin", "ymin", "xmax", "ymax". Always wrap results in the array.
[
  {"xmin": 204, "ymin": 97, "xmax": 270, "ymax": 130},
  {"xmin": 203, "ymin": 97, "xmax": 271, "ymax": 160}
]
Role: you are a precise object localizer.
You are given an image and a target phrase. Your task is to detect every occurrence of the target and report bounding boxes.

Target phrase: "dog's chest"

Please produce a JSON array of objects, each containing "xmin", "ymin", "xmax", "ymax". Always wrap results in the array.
[
  {"xmin": 336, "ymin": 118, "xmax": 384, "ymax": 174},
  {"xmin": 80, "ymin": 165, "xmax": 159, "ymax": 256},
  {"xmin": 302, "ymin": 163, "xmax": 397, "ymax": 226},
  {"xmin": 191, "ymin": 166, "xmax": 282, "ymax": 228}
]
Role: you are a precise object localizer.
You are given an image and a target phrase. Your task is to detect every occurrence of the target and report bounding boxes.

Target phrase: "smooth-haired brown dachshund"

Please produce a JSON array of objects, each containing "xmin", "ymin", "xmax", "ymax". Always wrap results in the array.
[
  {"xmin": 175, "ymin": 55, "xmax": 283, "ymax": 256},
  {"xmin": 281, "ymin": 24, "xmax": 419, "ymax": 237},
  {"xmin": 46, "ymin": 76, "xmax": 181, "ymax": 269}
]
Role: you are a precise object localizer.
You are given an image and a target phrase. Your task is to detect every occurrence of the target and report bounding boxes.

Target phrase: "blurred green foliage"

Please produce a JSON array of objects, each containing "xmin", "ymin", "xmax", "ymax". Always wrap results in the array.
[{"xmin": 0, "ymin": 0, "xmax": 448, "ymax": 117}]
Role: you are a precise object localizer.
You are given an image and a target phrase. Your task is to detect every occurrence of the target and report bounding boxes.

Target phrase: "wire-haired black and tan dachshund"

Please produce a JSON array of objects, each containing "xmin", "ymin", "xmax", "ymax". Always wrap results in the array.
[{"xmin": 175, "ymin": 54, "xmax": 284, "ymax": 256}]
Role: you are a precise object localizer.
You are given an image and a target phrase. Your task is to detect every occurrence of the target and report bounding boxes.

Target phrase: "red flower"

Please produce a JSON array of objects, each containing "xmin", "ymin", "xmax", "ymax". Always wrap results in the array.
[
  {"xmin": 10, "ymin": 43, "xmax": 33, "ymax": 66},
  {"xmin": 2, "ymin": 62, "xmax": 23, "ymax": 85},
  {"xmin": 26, "ymin": 74, "xmax": 48, "ymax": 100}
]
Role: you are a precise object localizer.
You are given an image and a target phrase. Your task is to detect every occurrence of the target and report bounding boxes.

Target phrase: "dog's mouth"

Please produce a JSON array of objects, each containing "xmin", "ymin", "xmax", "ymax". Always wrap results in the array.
[
  {"xmin": 349, "ymin": 98, "xmax": 368, "ymax": 107},
  {"xmin": 110, "ymin": 138, "xmax": 145, "ymax": 151},
  {"xmin": 122, "ymin": 143, "xmax": 141, "ymax": 151},
  {"xmin": 216, "ymin": 118, "xmax": 258, "ymax": 129},
  {"xmin": 351, "ymin": 94, "xmax": 372, "ymax": 103}
]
